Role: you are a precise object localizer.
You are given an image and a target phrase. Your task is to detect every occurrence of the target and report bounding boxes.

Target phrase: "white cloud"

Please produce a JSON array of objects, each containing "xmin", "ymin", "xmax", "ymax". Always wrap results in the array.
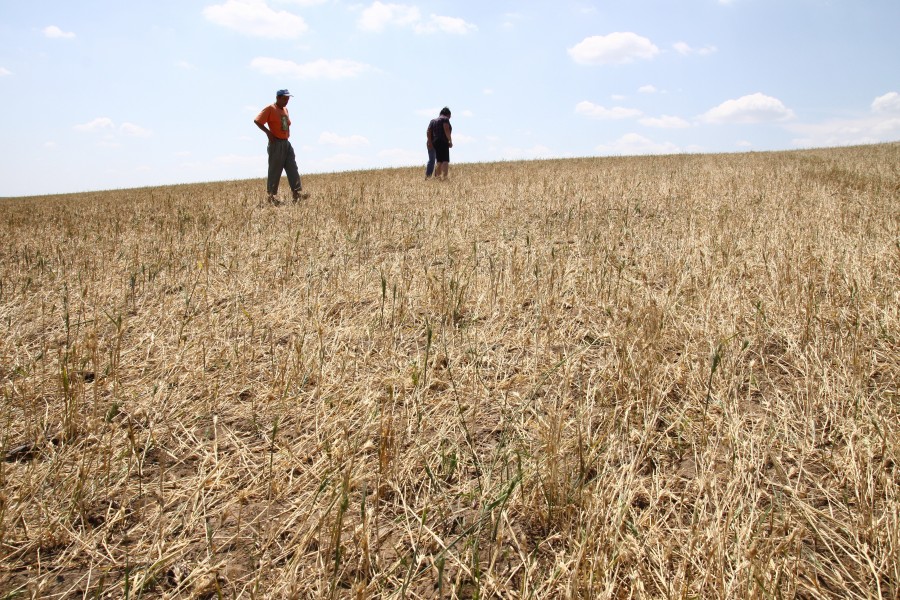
[
  {"xmin": 415, "ymin": 15, "xmax": 477, "ymax": 35},
  {"xmin": 43, "ymin": 25, "xmax": 75, "ymax": 39},
  {"xmin": 120, "ymin": 123, "xmax": 153, "ymax": 137},
  {"xmin": 673, "ymin": 42, "xmax": 717, "ymax": 56},
  {"xmin": 251, "ymin": 57, "xmax": 371, "ymax": 79},
  {"xmin": 639, "ymin": 115, "xmax": 691, "ymax": 129},
  {"xmin": 700, "ymin": 93, "xmax": 795, "ymax": 124},
  {"xmin": 638, "ymin": 85, "xmax": 657, "ymax": 94},
  {"xmin": 203, "ymin": 0, "xmax": 308, "ymax": 38},
  {"xmin": 176, "ymin": 60, "xmax": 196, "ymax": 70},
  {"xmin": 358, "ymin": 2, "xmax": 421, "ymax": 32},
  {"xmin": 73, "ymin": 118, "xmax": 151, "ymax": 138},
  {"xmin": 594, "ymin": 133, "xmax": 680, "ymax": 155},
  {"xmin": 318, "ymin": 132, "xmax": 370, "ymax": 147},
  {"xmin": 0, "ymin": 67, "xmax": 11, "ymax": 76},
  {"xmin": 501, "ymin": 12, "xmax": 525, "ymax": 30},
  {"xmin": 74, "ymin": 118, "xmax": 115, "ymax": 132},
  {"xmin": 673, "ymin": 42, "xmax": 691, "ymax": 55},
  {"xmin": 872, "ymin": 92, "xmax": 900, "ymax": 114},
  {"xmin": 568, "ymin": 32, "xmax": 659, "ymax": 66},
  {"xmin": 358, "ymin": 2, "xmax": 475, "ymax": 35},
  {"xmin": 483, "ymin": 88, "xmax": 494, "ymax": 95},
  {"xmin": 575, "ymin": 101, "xmax": 642, "ymax": 120}
]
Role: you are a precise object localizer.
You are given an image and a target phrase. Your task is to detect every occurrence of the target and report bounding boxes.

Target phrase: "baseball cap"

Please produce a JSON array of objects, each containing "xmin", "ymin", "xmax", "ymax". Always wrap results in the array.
[{"xmin": 276, "ymin": 89, "xmax": 293, "ymax": 97}]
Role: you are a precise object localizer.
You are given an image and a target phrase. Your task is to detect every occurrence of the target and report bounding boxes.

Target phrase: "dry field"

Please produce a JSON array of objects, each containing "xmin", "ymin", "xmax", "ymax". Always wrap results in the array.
[{"xmin": 1, "ymin": 144, "xmax": 898, "ymax": 599}]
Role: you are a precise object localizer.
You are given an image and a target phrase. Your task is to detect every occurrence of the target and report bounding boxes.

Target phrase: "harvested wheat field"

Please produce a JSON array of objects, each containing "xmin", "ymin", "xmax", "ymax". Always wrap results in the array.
[{"xmin": 1, "ymin": 144, "xmax": 898, "ymax": 599}]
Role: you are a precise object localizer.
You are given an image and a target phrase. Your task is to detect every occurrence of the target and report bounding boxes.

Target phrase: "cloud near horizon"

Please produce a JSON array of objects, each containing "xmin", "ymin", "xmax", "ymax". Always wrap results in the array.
[
  {"xmin": 318, "ymin": 132, "xmax": 371, "ymax": 147},
  {"xmin": 497, "ymin": 145, "xmax": 554, "ymax": 161},
  {"xmin": 595, "ymin": 133, "xmax": 680, "ymax": 155},
  {"xmin": 786, "ymin": 92, "xmax": 900, "ymax": 148}
]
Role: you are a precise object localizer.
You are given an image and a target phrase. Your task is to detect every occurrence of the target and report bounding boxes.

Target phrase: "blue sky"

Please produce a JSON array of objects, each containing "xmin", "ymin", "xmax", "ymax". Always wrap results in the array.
[{"xmin": 1, "ymin": 0, "xmax": 898, "ymax": 197}]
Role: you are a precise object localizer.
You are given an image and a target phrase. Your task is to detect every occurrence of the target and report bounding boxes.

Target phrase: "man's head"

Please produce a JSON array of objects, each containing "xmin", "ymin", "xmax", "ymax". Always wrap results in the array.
[
  {"xmin": 440, "ymin": 107, "xmax": 451, "ymax": 118},
  {"xmin": 276, "ymin": 89, "xmax": 293, "ymax": 107}
]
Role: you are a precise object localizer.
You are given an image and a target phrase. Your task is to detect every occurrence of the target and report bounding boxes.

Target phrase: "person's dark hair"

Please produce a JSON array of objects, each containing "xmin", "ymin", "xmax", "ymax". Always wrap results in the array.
[{"xmin": 440, "ymin": 107, "xmax": 451, "ymax": 117}]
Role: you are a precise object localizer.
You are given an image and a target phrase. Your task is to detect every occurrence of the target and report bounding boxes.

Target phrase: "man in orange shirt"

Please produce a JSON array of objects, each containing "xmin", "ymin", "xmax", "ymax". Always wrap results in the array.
[{"xmin": 254, "ymin": 89, "xmax": 307, "ymax": 204}]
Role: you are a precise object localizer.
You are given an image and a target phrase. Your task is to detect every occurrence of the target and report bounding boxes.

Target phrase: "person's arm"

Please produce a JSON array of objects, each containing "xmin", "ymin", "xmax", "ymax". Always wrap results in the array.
[
  {"xmin": 254, "ymin": 107, "xmax": 276, "ymax": 142},
  {"xmin": 443, "ymin": 122, "xmax": 452, "ymax": 147},
  {"xmin": 426, "ymin": 123, "xmax": 433, "ymax": 148},
  {"xmin": 254, "ymin": 120, "xmax": 275, "ymax": 142}
]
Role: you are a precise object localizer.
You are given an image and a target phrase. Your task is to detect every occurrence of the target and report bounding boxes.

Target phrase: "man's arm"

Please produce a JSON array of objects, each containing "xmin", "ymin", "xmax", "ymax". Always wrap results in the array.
[
  {"xmin": 443, "ymin": 122, "xmax": 452, "ymax": 147},
  {"xmin": 254, "ymin": 119, "xmax": 275, "ymax": 142},
  {"xmin": 426, "ymin": 123, "xmax": 433, "ymax": 147},
  {"xmin": 254, "ymin": 106, "xmax": 276, "ymax": 142}
]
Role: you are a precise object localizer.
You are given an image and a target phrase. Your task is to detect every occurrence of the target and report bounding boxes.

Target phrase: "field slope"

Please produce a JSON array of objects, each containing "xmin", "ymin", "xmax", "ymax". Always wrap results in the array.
[{"xmin": 1, "ymin": 145, "xmax": 898, "ymax": 598}]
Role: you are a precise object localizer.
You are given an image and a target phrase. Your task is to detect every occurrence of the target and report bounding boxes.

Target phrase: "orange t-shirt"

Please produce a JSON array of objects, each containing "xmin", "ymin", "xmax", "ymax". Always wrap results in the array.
[{"xmin": 255, "ymin": 104, "xmax": 291, "ymax": 140}]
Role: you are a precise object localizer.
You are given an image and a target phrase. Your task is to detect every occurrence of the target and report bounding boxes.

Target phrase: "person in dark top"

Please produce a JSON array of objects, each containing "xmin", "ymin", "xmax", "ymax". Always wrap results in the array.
[
  {"xmin": 425, "ymin": 116, "xmax": 437, "ymax": 179},
  {"xmin": 426, "ymin": 107, "xmax": 453, "ymax": 180}
]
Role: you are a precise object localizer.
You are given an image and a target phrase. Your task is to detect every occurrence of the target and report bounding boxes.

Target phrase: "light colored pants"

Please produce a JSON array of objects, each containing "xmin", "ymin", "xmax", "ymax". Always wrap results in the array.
[{"xmin": 267, "ymin": 139, "xmax": 302, "ymax": 195}]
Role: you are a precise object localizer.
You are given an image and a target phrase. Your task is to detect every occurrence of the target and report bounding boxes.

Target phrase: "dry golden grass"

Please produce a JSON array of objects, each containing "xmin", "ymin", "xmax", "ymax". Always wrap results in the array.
[{"xmin": 1, "ymin": 144, "xmax": 898, "ymax": 599}]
